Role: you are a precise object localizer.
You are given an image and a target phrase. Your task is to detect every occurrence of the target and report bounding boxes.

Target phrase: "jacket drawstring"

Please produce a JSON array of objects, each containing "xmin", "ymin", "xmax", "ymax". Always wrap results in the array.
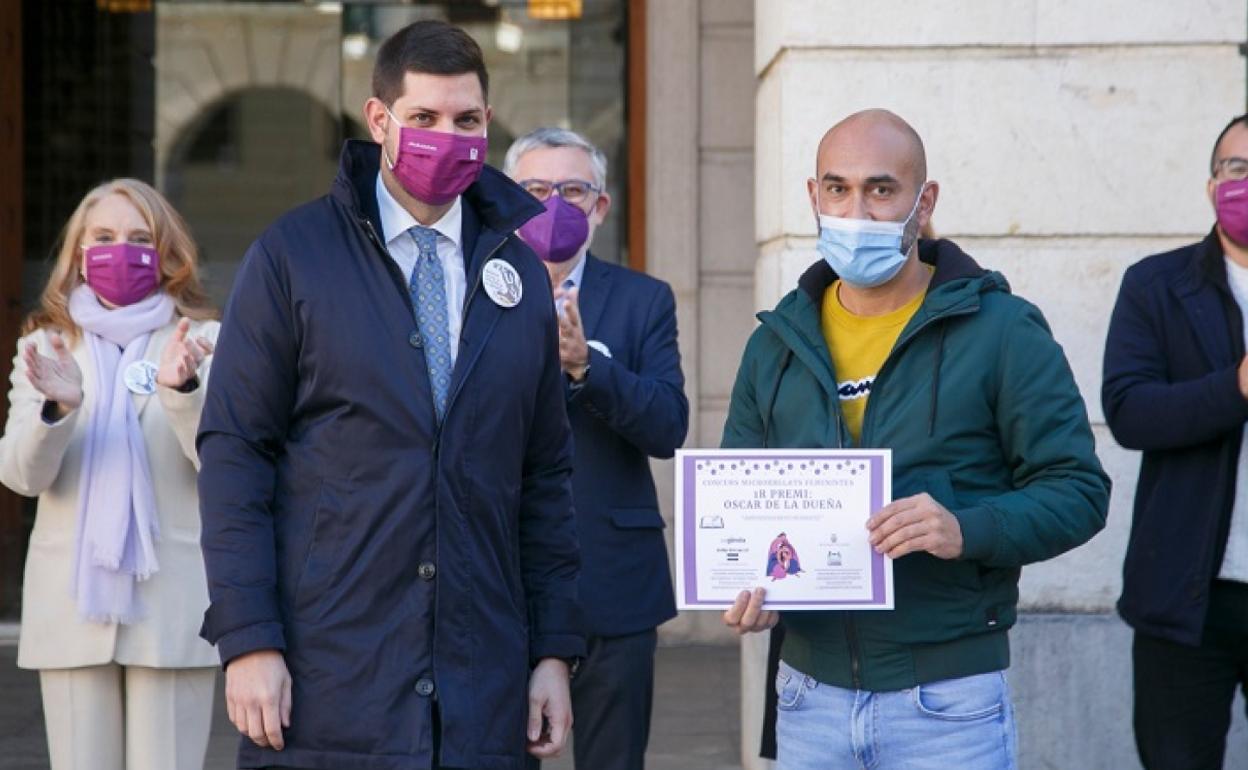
[
  {"xmin": 762, "ymin": 350, "xmax": 793, "ymax": 448},
  {"xmin": 929, "ymin": 321, "xmax": 947, "ymax": 437}
]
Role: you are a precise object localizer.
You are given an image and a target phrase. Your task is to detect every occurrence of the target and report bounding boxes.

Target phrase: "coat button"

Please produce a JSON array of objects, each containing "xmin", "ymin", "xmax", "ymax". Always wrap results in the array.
[
  {"xmin": 418, "ymin": 562, "xmax": 436, "ymax": 581},
  {"xmin": 409, "ymin": 331, "xmax": 423, "ymax": 348},
  {"xmin": 415, "ymin": 678, "xmax": 435, "ymax": 697}
]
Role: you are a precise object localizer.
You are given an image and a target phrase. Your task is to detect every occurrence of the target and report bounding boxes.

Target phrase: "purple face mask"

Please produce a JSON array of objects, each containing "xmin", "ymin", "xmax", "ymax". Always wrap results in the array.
[
  {"xmin": 519, "ymin": 195, "xmax": 590, "ymax": 263},
  {"xmin": 385, "ymin": 109, "xmax": 487, "ymax": 206},
  {"xmin": 1216, "ymin": 178, "xmax": 1248, "ymax": 246},
  {"xmin": 82, "ymin": 243, "xmax": 160, "ymax": 307}
]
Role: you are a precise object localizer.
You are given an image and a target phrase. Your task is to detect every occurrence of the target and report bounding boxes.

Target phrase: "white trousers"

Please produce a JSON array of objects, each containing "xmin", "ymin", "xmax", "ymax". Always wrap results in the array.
[{"xmin": 39, "ymin": 663, "xmax": 216, "ymax": 770}]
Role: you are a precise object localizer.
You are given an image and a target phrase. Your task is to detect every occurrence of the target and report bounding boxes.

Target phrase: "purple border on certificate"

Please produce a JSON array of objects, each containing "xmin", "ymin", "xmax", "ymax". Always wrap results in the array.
[{"xmin": 681, "ymin": 452, "xmax": 889, "ymax": 607}]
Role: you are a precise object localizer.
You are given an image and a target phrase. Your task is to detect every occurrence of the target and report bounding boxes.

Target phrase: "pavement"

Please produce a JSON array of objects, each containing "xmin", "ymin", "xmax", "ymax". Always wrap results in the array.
[{"xmin": 0, "ymin": 642, "xmax": 742, "ymax": 770}]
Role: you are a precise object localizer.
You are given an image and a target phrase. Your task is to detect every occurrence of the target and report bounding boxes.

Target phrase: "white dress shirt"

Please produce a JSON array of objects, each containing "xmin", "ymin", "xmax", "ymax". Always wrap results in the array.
[
  {"xmin": 376, "ymin": 172, "xmax": 467, "ymax": 365},
  {"xmin": 554, "ymin": 253, "xmax": 588, "ymax": 317}
]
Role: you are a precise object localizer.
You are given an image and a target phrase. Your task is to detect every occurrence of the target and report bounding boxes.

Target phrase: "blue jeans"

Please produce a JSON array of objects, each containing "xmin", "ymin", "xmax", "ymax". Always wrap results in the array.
[{"xmin": 774, "ymin": 660, "xmax": 1017, "ymax": 770}]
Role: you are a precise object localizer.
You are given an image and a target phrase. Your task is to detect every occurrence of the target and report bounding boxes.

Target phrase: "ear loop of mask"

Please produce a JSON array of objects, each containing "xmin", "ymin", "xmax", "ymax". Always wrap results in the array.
[
  {"xmin": 898, "ymin": 183, "xmax": 928, "ymax": 254},
  {"xmin": 382, "ymin": 105, "xmax": 400, "ymax": 171}
]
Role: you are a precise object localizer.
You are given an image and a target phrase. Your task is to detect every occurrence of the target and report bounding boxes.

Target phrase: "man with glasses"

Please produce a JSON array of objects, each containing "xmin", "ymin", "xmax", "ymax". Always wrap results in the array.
[
  {"xmin": 504, "ymin": 128, "xmax": 688, "ymax": 770},
  {"xmin": 1104, "ymin": 114, "xmax": 1248, "ymax": 770}
]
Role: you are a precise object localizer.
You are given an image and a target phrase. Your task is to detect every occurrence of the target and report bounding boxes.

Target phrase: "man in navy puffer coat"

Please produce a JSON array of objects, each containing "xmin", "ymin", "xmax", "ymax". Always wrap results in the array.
[{"xmin": 197, "ymin": 20, "xmax": 585, "ymax": 770}]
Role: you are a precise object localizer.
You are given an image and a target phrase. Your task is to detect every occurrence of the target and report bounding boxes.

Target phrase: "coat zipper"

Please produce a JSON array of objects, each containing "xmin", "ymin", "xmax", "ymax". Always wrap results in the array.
[
  {"xmin": 760, "ymin": 314, "xmax": 864, "ymax": 686},
  {"xmin": 846, "ymin": 301, "xmax": 975, "ymax": 689},
  {"xmin": 845, "ymin": 619, "xmax": 862, "ymax": 688},
  {"xmin": 829, "ymin": 348, "xmax": 859, "ymax": 688}
]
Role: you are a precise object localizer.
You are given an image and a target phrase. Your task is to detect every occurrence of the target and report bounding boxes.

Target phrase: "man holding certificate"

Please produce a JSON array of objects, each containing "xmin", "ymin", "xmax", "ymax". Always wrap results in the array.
[{"xmin": 718, "ymin": 109, "xmax": 1110, "ymax": 769}]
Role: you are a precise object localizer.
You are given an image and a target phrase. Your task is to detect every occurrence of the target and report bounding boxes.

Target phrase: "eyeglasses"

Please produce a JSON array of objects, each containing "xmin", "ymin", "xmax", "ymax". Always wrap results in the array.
[
  {"xmin": 518, "ymin": 179, "xmax": 600, "ymax": 205},
  {"xmin": 1214, "ymin": 156, "xmax": 1248, "ymax": 181}
]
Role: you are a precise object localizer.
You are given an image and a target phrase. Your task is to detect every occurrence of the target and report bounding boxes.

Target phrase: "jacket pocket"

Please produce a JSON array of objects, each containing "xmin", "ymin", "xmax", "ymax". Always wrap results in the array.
[
  {"xmin": 291, "ymin": 479, "xmax": 341, "ymax": 616},
  {"xmin": 609, "ymin": 507, "xmax": 666, "ymax": 530},
  {"xmin": 924, "ymin": 470, "xmax": 959, "ymax": 510},
  {"xmin": 925, "ymin": 471, "xmax": 983, "ymax": 595}
]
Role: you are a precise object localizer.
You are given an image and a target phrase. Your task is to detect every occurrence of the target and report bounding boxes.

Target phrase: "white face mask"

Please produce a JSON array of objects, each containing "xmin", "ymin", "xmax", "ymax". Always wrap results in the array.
[{"xmin": 815, "ymin": 184, "xmax": 925, "ymax": 288}]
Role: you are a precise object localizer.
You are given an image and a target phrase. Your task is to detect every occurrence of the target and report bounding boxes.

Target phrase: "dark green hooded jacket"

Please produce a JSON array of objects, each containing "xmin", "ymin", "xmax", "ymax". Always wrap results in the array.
[{"xmin": 721, "ymin": 239, "xmax": 1110, "ymax": 691}]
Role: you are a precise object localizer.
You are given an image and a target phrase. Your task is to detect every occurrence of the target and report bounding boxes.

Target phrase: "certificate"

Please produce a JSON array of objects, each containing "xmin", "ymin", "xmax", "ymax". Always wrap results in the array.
[{"xmin": 675, "ymin": 449, "xmax": 893, "ymax": 611}]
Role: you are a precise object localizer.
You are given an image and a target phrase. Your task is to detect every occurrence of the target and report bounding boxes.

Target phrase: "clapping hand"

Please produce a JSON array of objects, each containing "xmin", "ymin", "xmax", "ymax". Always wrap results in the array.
[
  {"xmin": 554, "ymin": 286, "xmax": 589, "ymax": 381},
  {"xmin": 23, "ymin": 333, "xmax": 83, "ymax": 417},
  {"xmin": 157, "ymin": 318, "xmax": 214, "ymax": 389}
]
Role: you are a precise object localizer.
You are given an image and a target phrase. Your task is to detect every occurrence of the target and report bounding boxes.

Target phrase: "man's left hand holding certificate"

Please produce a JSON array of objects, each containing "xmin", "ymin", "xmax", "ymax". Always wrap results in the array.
[{"xmin": 674, "ymin": 449, "xmax": 894, "ymax": 628}]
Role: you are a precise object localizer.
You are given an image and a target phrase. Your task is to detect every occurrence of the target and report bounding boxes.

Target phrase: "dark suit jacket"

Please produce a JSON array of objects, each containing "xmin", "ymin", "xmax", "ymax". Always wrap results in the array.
[
  {"xmin": 1103, "ymin": 229, "xmax": 1248, "ymax": 646},
  {"xmin": 566, "ymin": 253, "xmax": 688, "ymax": 636}
]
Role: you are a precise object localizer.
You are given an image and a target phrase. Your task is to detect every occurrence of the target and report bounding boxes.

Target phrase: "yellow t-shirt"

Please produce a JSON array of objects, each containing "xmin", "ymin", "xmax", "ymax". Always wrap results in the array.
[{"xmin": 821, "ymin": 281, "xmax": 926, "ymax": 443}]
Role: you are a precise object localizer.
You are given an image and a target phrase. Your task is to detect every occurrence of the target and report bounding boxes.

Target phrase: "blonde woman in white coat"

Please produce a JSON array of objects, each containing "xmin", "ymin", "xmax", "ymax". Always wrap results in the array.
[{"xmin": 0, "ymin": 178, "xmax": 221, "ymax": 770}]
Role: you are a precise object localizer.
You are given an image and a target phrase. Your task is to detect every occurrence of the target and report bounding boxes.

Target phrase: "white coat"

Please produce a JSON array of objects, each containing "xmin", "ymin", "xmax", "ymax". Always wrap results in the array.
[{"xmin": 0, "ymin": 318, "xmax": 220, "ymax": 670}]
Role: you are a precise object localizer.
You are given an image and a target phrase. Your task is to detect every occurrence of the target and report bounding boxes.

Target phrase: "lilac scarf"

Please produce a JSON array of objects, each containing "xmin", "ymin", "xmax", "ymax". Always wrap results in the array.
[{"xmin": 67, "ymin": 285, "xmax": 175, "ymax": 623}]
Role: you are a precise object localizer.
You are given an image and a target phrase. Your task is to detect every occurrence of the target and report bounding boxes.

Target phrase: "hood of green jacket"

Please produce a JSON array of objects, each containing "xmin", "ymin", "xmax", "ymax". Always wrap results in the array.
[{"xmin": 756, "ymin": 239, "xmax": 1010, "ymax": 448}]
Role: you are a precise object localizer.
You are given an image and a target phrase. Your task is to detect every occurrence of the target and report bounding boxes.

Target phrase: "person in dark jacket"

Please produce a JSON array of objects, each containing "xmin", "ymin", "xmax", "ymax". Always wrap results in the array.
[
  {"xmin": 721, "ymin": 109, "xmax": 1109, "ymax": 770},
  {"xmin": 196, "ymin": 21, "xmax": 585, "ymax": 770},
  {"xmin": 1103, "ymin": 113, "xmax": 1248, "ymax": 770},
  {"xmin": 503, "ymin": 127, "xmax": 688, "ymax": 770}
]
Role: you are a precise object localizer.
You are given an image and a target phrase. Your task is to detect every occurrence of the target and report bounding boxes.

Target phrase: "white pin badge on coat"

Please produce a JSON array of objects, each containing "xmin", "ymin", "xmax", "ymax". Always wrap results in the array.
[
  {"xmin": 124, "ymin": 360, "xmax": 159, "ymax": 396},
  {"xmin": 482, "ymin": 259, "xmax": 523, "ymax": 308}
]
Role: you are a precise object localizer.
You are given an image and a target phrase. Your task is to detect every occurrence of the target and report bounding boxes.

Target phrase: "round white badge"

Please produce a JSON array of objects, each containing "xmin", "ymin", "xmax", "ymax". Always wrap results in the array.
[
  {"xmin": 482, "ymin": 259, "xmax": 523, "ymax": 308},
  {"xmin": 124, "ymin": 360, "xmax": 159, "ymax": 396}
]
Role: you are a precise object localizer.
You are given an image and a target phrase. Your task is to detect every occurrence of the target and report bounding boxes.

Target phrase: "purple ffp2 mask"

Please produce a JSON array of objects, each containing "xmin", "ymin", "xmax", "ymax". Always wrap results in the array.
[
  {"xmin": 1216, "ymin": 178, "xmax": 1248, "ymax": 246},
  {"xmin": 384, "ymin": 108, "xmax": 487, "ymax": 206},
  {"xmin": 518, "ymin": 196, "xmax": 590, "ymax": 263},
  {"xmin": 82, "ymin": 243, "xmax": 160, "ymax": 306}
]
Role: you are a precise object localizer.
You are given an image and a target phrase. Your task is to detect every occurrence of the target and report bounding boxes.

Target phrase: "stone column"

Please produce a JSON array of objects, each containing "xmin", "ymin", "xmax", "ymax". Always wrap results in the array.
[{"xmin": 649, "ymin": 0, "xmax": 760, "ymax": 646}]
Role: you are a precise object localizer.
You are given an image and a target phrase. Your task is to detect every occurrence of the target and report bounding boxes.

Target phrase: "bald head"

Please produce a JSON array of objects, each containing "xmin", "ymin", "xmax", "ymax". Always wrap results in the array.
[
  {"xmin": 816, "ymin": 109, "xmax": 927, "ymax": 188},
  {"xmin": 807, "ymin": 108, "xmax": 937, "ymax": 237}
]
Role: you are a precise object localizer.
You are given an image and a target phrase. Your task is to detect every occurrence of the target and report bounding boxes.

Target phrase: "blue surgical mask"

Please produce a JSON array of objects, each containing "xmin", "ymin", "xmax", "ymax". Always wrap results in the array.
[{"xmin": 816, "ymin": 186, "xmax": 926, "ymax": 288}]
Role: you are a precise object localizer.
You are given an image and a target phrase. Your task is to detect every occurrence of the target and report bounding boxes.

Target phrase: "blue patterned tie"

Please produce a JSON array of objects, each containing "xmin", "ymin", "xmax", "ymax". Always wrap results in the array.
[{"xmin": 409, "ymin": 226, "xmax": 452, "ymax": 421}]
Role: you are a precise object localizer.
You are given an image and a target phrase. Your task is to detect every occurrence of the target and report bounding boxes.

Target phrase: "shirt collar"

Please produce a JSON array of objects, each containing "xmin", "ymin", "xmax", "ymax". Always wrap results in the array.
[{"xmin": 375, "ymin": 172, "xmax": 463, "ymax": 248}]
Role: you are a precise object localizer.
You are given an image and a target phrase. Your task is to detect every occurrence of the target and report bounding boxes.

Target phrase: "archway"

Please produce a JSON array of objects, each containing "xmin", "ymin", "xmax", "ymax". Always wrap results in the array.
[{"xmin": 164, "ymin": 87, "xmax": 340, "ymax": 305}]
